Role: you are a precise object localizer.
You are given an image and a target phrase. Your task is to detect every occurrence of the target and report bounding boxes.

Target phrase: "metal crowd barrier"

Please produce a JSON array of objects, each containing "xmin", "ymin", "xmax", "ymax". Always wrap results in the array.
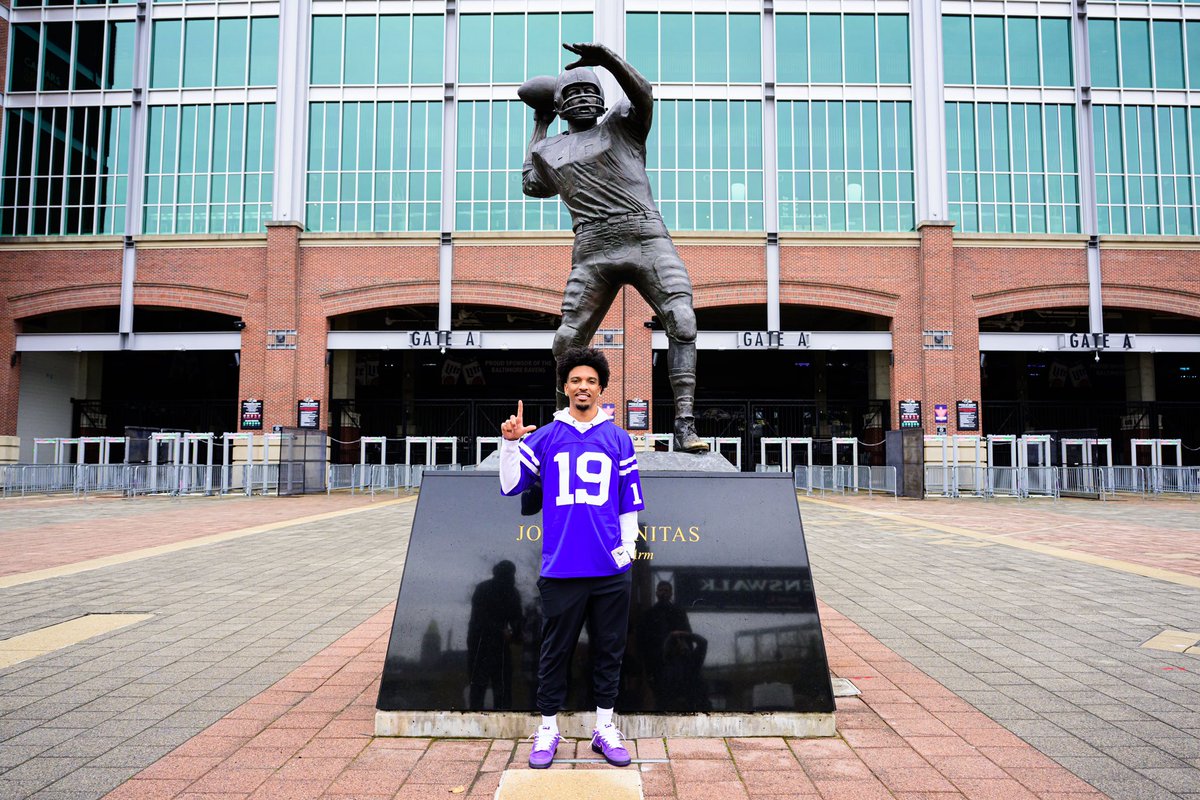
[
  {"xmin": 917, "ymin": 464, "xmax": 1200, "ymax": 500},
  {"xmin": 1151, "ymin": 465, "xmax": 1200, "ymax": 495},
  {"xmin": 795, "ymin": 465, "xmax": 897, "ymax": 497}
]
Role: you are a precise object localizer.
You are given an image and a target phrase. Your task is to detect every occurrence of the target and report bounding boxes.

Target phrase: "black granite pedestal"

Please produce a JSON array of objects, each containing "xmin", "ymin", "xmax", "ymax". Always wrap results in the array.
[{"xmin": 375, "ymin": 458, "xmax": 835, "ymax": 738}]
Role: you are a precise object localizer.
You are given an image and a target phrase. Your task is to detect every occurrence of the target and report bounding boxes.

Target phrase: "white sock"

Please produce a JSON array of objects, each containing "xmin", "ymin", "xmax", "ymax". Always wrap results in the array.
[
  {"xmin": 541, "ymin": 714, "xmax": 558, "ymax": 733},
  {"xmin": 596, "ymin": 707, "xmax": 614, "ymax": 728}
]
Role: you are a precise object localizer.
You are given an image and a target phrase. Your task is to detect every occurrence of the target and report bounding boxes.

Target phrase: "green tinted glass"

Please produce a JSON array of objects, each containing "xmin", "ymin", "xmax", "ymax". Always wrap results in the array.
[
  {"xmin": 1120, "ymin": 20, "xmax": 1151, "ymax": 88},
  {"xmin": 844, "ymin": 16, "xmax": 876, "ymax": 83},
  {"xmin": 662, "ymin": 14, "xmax": 693, "ymax": 82},
  {"xmin": 344, "ymin": 16, "xmax": 378, "ymax": 84},
  {"xmin": 1189, "ymin": 22, "xmax": 1200, "ymax": 88},
  {"xmin": 1040, "ymin": 18, "xmax": 1071, "ymax": 87},
  {"xmin": 183, "ymin": 19, "xmax": 214, "ymax": 87},
  {"xmin": 412, "ymin": 16, "xmax": 443, "ymax": 83},
  {"xmin": 878, "ymin": 16, "xmax": 909, "ymax": 83},
  {"xmin": 493, "ymin": 15, "xmax": 524, "ymax": 83},
  {"xmin": 107, "ymin": 21, "xmax": 135, "ymax": 90},
  {"xmin": 810, "ymin": 16, "xmax": 842, "ymax": 82},
  {"xmin": 729, "ymin": 15, "xmax": 760, "ymax": 82},
  {"xmin": 974, "ymin": 18, "xmax": 1005, "ymax": 84},
  {"xmin": 626, "ymin": 14, "xmax": 658, "ymax": 80},
  {"xmin": 151, "ymin": 20, "xmax": 182, "ymax": 87},
  {"xmin": 943, "ymin": 16, "xmax": 972, "ymax": 84},
  {"xmin": 695, "ymin": 15, "xmax": 727, "ymax": 82},
  {"xmin": 1089, "ymin": 19, "xmax": 1118, "ymax": 87},
  {"xmin": 775, "ymin": 15, "xmax": 807, "ymax": 82},
  {"xmin": 249, "ymin": 17, "xmax": 278, "ymax": 86},
  {"xmin": 1007, "ymin": 17, "xmax": 1038, "ymax": 86},
  {"xmin": 216, "ymin": 18, "xmax": 248, "ymax": 87},
  {"xmin": 311, "ymin": 17, "xmax": 343, "ymax": 84},
  {"xmin": 1153, "ymin": 20, "xmax": 1184, "ymax": 89}
]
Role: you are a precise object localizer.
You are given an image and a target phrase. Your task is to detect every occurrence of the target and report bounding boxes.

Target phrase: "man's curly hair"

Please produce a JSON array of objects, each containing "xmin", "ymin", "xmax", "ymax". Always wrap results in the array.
[{"xmin": 556, "ymin": 346, "xmax": 610, "ymax": 391}]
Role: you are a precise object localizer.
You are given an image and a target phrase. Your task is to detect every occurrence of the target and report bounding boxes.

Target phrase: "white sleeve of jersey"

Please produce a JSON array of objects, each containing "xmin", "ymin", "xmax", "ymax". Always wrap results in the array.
[
  {"xmin": 620, "ymin": 510, "xmax": 639, "ymax": 549},
  {"xmin": 499, "ymin": 438, "xmax": 523, "ymax": 494}
]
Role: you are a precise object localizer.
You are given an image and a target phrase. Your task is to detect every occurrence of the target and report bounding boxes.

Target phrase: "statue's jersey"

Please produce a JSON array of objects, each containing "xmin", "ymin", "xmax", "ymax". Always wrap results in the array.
[
  {"xmin": 524, "ymin": 99, "xmax": 659, "ymax": 226},
  {"xmin": 501, "ymin": 416, "xmax": 645, "ymax": 579}
]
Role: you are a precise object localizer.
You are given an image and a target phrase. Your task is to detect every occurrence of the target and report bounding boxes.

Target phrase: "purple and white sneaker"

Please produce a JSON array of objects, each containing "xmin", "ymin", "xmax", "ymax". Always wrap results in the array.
[
  {"xmin": 591, "ymin": 723, "xmax": 631, "ymax": 767},
  {"xmin": 528, "ymin": 725, "xmax": 561, "ymax": 769}
]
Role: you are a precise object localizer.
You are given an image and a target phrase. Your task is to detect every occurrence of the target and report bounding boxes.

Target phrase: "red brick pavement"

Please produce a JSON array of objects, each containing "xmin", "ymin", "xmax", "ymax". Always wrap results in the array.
[
  {"xmin": 822, "ymin": 495, "xmax": 1200, "ymax": 581},
  {"xmin": 0, "ymin": 495, "xmax": 383, "ymax": 578},
  {"xmin": 103, "ymin": 602, "xmax": 1107, "ymax": 800}
]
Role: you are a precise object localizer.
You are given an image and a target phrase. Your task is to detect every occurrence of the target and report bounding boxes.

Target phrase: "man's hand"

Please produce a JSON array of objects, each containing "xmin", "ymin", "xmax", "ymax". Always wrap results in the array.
[
  {"xmin": 563, "ymin": 42, "xmax": 613, "ymax": 70},
  {"xmin": 534, "ymin": 107, "xmax": 556, "ymax": 126},
  {"xmin": 501, "ymin": 400, "xmax": 537, "ymax": 441}
]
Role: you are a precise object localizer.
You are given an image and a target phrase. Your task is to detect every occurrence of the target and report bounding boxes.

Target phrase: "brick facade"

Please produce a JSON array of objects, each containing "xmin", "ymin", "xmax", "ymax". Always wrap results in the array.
[{"xmin": 2, "ymin": 227, "xmax": 1198, "ymax": 437}]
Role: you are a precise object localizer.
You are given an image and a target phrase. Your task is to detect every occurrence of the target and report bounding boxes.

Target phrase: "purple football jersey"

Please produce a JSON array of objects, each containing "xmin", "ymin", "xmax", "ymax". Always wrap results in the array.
[{"xmin": 503, "ymin": 418, "xmax": 645, "ymax": 578}]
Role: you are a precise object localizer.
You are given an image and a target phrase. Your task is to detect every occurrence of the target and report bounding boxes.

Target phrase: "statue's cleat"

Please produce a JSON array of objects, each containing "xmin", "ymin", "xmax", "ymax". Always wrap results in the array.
[{"xmin": 674, "ymin": 418, "xmax": 710, "ymax": 454}]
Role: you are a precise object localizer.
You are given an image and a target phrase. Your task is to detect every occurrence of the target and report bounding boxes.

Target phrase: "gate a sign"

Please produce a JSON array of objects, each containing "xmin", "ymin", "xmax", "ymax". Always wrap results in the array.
[{"xmin": 1057, "ymin": 333, "xmax": 1136, "ymax": 351}]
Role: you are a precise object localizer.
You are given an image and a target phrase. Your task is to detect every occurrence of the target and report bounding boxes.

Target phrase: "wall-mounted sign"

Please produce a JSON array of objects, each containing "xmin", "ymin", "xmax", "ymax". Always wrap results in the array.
[
  {"xmin": 407, "ymin": 330, "xmax": 484, "ymax": 349},
  {"xmin": 267, "ymin": 329, "xmax": 297, "ymax": 350},
  {"xmin": 1058, "ymin": 333, "xmax": 1135, "ymax": 351},
  {"xmin": 297, "ymin": 399, "xmax": 320, "ymax": 429},
  {"xmin": 627, "ymin": 399, "xmax": 649, "ymax": 430},
  {"xmin": 240, "ymin": 399, "xmax": 263, "ymax": 430},
  {"xmin": 899, "ymin": 399, "xmax": 922, "ymax": 429},
  {"xmin": 934, "ymin": 403, "xmax": 949, "ymax": 425},
  {"xmin": 956, "ymin": 400, "xmax": 979, "ymax": 431},
  {"xmin": 737, "ymin": 331, "xmax": 812, "ymax": 349}
]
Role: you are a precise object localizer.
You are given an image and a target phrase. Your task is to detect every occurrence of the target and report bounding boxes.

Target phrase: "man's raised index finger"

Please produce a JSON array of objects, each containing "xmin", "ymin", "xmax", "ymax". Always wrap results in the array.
[{"xmin": 517, "ymin": 399, "xmax": 524, "ymax": 422}]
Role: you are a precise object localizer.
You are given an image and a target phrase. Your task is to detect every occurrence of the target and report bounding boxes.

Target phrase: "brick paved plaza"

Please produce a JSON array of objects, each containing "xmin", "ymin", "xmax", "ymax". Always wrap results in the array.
[{"xmin": 1, "ymin": 491, "xmax": 1198, "ymax": 800}]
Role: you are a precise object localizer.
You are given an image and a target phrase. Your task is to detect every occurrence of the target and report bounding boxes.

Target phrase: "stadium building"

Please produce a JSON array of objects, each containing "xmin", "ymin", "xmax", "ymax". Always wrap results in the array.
[{"xmin": 1, "ymin": 0, "xmax": 1198, "ymax": 468}]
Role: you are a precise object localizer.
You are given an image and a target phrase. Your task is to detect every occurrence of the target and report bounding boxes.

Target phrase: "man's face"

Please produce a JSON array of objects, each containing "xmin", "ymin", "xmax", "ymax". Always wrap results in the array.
[
  {"xmin": 561, "ymin": 83, "xmax": 603, "ymax": 124},
  {"xmin": 564, "ymin": 365, "xmax": 603, "ymax": 414}
]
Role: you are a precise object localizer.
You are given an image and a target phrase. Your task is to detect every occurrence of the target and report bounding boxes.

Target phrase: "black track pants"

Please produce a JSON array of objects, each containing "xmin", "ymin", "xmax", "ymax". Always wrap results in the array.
[{"xmin": 536, "ymin": 571, "xmax": 632, "ymax": 715}]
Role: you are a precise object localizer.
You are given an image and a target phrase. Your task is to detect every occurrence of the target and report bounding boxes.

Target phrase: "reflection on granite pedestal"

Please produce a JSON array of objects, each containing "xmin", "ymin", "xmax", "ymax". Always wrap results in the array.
[{"xmin": 377, "ymin": 472, "xmax": 834, "ymax": 716}]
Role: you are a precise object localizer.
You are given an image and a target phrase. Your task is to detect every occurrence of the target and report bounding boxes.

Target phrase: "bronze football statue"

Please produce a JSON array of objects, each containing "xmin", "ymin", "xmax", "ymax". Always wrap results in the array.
[{"xmin": 520, "ymin": 43, "xmax": 708, "ymax": 453}]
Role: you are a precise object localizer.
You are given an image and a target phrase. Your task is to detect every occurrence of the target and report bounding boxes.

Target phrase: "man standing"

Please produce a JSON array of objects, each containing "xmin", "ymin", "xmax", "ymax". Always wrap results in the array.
[
  {"xmin": 522, "ymin": 42, "xmax": 708, "ymax": 453},
  {"xmin": 499, "ymin": 346, "xmax": 643, "ymax": 768}
]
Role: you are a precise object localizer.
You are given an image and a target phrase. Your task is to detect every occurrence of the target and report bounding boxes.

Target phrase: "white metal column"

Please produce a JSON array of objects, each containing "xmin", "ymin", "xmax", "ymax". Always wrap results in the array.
[
  {"xmin": 272, "ymin": 0, "xmax": 312, "ymax": 224},
  {"xmin": 1072, "ymin": 1, "xmax": 1103, "ymax": 335},
  {"xmin": 761, "ymin": 0, "xmax": 780, "ymax": 332},
  {"xmin": 437, "ymin": 3, "xmax": 461, "ymax": 334},
  {"xmin": 119, "ymin": 0, "xmax": 155, "ymax": 341},
  {"xmin": 911, "ymin": 0, "xmax": 948, "ymax": 223}
]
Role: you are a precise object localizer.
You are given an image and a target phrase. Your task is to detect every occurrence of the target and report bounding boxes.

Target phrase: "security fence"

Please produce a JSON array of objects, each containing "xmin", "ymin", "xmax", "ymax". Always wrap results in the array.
[
  {"xmin": 795, "ymin": 465, "xmax": 897, "ymax": 497},
  {"xmin": 919, "ymin": 465, "xmax": 1200, "ymax": 500}
]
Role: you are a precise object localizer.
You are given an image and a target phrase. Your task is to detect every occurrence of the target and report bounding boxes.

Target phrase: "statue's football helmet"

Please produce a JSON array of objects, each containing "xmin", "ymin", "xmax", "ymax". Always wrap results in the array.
[{"xmin": 553, "ymin": 68, "xmax": 605, "ymax": 121}]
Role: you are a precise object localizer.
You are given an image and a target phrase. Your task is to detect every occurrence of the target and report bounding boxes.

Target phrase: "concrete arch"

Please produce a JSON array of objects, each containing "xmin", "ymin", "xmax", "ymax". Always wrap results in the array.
[
  {"xmin": 133, "ymin": 284, "xmax": 248, "ymax": 317},
  {"xmin": 451, "ymin": 281, "xmax": 563, "ymax": 316},
  {"xmin": 320, "ymin": 282, "xmax": 441, "ymax": 317},
  {"xmin": 8, "ymin": 284, "xmax": 122, "ymax": 320},
  {"xmin": 973, "ymin": 285, "xmax": 1091, "ymax": 319},
  {"xmin": 973, "ymin": 284, "xmax": 1200, "ymax": 321},
  {"xmin": 779, "ymin": 282, "xmax": 900, "ymax": 318}
]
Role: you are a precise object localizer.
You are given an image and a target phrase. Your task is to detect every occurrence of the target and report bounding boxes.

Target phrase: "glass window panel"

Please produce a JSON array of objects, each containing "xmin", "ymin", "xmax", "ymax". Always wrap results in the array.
[
  {"xmin": 878, "ymin": 16, "xmax": 910, "ymax": 84},
  {"xmin": 1153, "ymin": 21, "xmax": 1184, "ymax": 89},
  {"xmin": 810, "ymin": 16, "xmax": 842, "ymax": 83},
  {"xmin": 378, "ymin": 17, "xmax": 412, "ymax": 85},
  {"xmin": 344, "ymin": 16, "xmax": 377, "ymax": 84},
  {"xmin": 74, "ymin": 21, "xmax": 104, "ymax": 90},
  {"xmin": 1089, "ymin": 19, "xmax": 1118, "ymax": 87},
  {"xmin": 42, "ymin": 22, "xmax": 72, "ymax": 91},
  {"xmin": 1040, "ymin": 18, "xmax": 1072, "ymax": 87},
  {"xmin": 844, "ymin": 16, "xmax": 876, "ymax": 83},
  {"xmin": 1188, "ymin": 23, "xmax": 1200, "ymax": 90},
  {"xmin": 216, "ymin": 18, "xmax": 248, "ymax": 86},
  {"xmin": 100, "ymin": 22, "xmax": 131, "ymax": 92},
  {"xmin": 1120, "ymin": 20, "xmax": 1152, "ymax": 88},
  {"xmin": 627, "ymin": 13, "xmax": 659, "ymax": 81},
  {"xmin": 943, "ymin": 16, "xmax": 972, "ymax": 85},
  {"xmin": 459, "ymin": 15, "xmax": 491, "ymax": 82},
  {"xmin": 729, "ymin": 14, "xmax": 761, "ymax": 83},
  {"xmin": 249, "ymin": 17, "xmax": 278, "ymax": 86},
  {"xmin": 1008, "ymin": 17, "xmax": 1039, "ymax": 86},
  {"xmin": 526, "ymin": 14, "xmax": 558, "ymax": 78},
  {"xmin": 975, "ymin": 18, "xmax": 1005, "ymax": 85},
  {"xmin": 662, "ymin": 14, "xmax": 693, "ymax": 82},
  {"xmin": 412, "ymin": 16, "xmax": 443, "ymax": 83},
  {"xmin": 183, "ymin": 19, "xmax": 215, "ymax": 88},
  {"xmin": 561, "ymin": 14, "xmax": 593, "ymax": 56},
  {"xmin": 311, "ymin": 17, "xmax": 342, "ymax": 84},
  {"xmin": 695, "ymin": 15, "xmax": 727, "ymax": 83},
  {"xmin": 775, "ymin": 15, "xmax": 807, "ymax": 83},
  {"xmin": 493, "ymin": 15, "xmax": 524, "ymax": 84}
]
